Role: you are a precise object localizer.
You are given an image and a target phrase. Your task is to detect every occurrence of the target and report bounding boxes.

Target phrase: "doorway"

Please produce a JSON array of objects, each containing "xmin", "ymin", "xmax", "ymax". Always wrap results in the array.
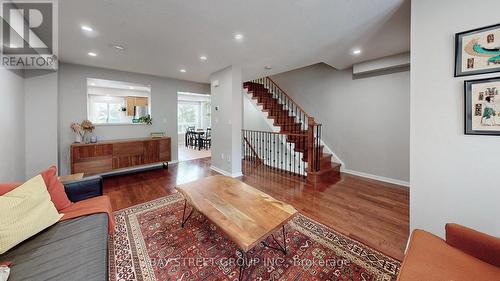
[{"xmin": 177, "ymin": 92, "xmax": 211, "ymax": 161}]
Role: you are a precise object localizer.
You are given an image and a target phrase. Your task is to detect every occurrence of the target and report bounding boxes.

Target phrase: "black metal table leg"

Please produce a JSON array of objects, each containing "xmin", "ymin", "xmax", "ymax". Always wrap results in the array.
[
  {"xmin": 237, "ymin": 249, "xmax": 247, "ymax": 281},
  {"xmin": 180, "ymin": 199, "xmax": 194, "ymax": 228},
  {"xmin": 236, "ymin": 226, "xmax": 288, "ymax": 280},
  {"xmin": 261, "ymin": 225, "xmax": 287, "ymax": 255}
]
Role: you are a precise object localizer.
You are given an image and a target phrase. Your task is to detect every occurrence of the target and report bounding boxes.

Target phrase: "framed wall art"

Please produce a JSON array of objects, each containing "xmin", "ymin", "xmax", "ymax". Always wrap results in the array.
[
  {"xmin": 455, "ymin": 23, "xmax": 500, "ymax": 77},
  {"xmin": 465, "ymin": 77, "xmax": 500, "ymax": 135}
]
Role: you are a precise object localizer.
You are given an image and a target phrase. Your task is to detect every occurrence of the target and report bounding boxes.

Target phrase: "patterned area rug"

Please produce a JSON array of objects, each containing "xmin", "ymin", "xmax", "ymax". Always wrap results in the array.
[{"xmin": 109, "ymin": 193, "xmax": 401, "ymax": 281}]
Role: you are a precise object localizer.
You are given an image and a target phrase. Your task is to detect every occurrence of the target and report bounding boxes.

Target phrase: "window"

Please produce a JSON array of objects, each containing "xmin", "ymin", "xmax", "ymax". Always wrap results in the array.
[
  {"xmin": 178, "ymin": 101, "xmax": 201, "ymax": 133},
  {"xmin": 177, "ymin": 92, "xmax": 211, "ymax": 133},
  {"xmin": 88, "ymin": 95, "xmax": 127, "ymax": 124},
  {"xmin": 87, "ymin": 78, "xmax": 151, "ymax": 124}
]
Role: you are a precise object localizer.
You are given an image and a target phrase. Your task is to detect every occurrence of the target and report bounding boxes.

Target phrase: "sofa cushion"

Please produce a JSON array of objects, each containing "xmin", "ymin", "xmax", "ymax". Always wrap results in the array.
[
  {"xmin": 0, "ymin": 175, "xmax": 63, "ymax": 254},
  {"xmin": 398, "ymin": 229, "xmax": 500, "ymax": 281},
  {"xmin": 60, "ymin": 195, "xmax": 115, "ymax": 234},
  {"xmin": 0, "ymin": 183, "xmax": 20, "ymax": 195},
  {"xmin": 40, "ymin": 166, "xmax": 73, "ymax": 210},
  {"xmin": 445, "ymin": 223, "xmax": 500, "ymax": 267},
  {"xmin": 0, "ymin": 214, "xmax": 108, "ymax": 281}
]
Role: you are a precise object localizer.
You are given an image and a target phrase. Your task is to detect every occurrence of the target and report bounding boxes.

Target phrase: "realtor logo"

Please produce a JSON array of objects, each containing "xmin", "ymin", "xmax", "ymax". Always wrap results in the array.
[{"xmin": 1, "ymin": 0, "xmax": 58, "ymax": 69}]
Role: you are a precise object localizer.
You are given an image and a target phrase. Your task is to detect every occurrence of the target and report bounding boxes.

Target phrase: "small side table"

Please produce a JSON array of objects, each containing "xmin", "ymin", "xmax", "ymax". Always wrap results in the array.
[{"xmin": 58, "ymin": 173, "xmax": 84, "ymax": 183}]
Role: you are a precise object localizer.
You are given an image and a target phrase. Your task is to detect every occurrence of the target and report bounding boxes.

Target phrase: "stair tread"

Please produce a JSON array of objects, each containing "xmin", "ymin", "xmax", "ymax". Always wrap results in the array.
[{"xmin": 311, "ymin": 162, "xmax": 341, "ymax": 175}]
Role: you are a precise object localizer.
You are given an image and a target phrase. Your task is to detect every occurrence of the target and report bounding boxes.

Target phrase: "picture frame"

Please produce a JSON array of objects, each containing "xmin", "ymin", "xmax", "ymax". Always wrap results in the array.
[
  {"xmin": 464, "ymin": 77, "xmax": 500, "ymax": 135},
  {"xmin": 455, "ymin": 23, "xmax": 500, "ymax": 77}
]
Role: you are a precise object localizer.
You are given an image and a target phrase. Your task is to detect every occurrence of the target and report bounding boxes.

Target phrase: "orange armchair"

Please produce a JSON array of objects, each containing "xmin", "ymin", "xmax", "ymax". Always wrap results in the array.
[{"xmin": 398, "ymin": 223, "xmax": 500, "ymax": 281}]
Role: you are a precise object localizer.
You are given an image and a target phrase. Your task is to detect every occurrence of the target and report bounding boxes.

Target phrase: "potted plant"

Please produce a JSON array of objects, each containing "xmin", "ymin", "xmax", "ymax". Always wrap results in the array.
[
  {"xmin": 70, "ymin": 123, "xmax": 84, "ymax": 143},
  {"xmin": 138, "ymin": 114, "xmax": 153, "ymax": 125}
]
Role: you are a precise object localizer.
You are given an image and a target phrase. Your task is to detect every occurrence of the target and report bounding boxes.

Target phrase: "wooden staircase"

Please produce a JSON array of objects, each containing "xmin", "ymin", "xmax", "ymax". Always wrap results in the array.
[{"xmin": 243, "ymin": 78, "xmax": 341, "ymax": 183}]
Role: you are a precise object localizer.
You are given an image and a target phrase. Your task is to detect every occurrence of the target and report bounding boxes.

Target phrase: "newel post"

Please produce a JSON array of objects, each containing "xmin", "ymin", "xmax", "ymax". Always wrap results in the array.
[{"xmin": 307, "ymin": 117, "xmax": 315, "ymax": 173}]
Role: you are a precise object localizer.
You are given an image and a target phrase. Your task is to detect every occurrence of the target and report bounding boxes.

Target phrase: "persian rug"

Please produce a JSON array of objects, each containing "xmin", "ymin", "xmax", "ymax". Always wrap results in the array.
[{"xmin": 109, "ymin": 193, "xmax": 401, "ymax": 281}]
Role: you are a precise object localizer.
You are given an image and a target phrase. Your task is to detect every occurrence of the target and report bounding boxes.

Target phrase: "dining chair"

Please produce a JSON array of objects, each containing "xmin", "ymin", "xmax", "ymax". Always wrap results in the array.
[
  {"xmin": 204, "ymin": 128, "xmax": 212, "ymax": 149},
  {"xmin": 185, "ymin": 126, "xmax": 196, "ymax": 147},
  {"xmin": 186, "ymin": 131, "xmax": 196, "ymax": 149}
]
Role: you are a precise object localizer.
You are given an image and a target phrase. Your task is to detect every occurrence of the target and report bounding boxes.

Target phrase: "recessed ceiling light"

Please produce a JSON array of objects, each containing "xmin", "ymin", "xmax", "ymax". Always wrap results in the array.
[
  {"xmin": 90, "ymin": 83, "xmax": 95, "ymax": 86},
  {"xmin": 180, "ymin": 69, "xmax": 187, "ymax": 73},
  {"xmin": 129, "ymin": 86, "xmax": 134, "ymax": 90},
  {"xmin": 81, "ymin": 25, "xmax": 93, "ymax": 32},
  {"xmin": 200, "ymin": 56, "xmax": 207, "ymax": 61},
  {"xmin": 234, "ymin": 33, "xmax": 244, "ymax": 41},
  {"xmin": 352, "ymin": 49, "xmax": 362, "ymax": 55},
  {"xmin": 264, "ymin": 65, "xmax": 272, "ymax": 70},
  {"xmin": 88, "ymin": 52, "xmax": 97, "ymax": 57},
  {"xmin": 111, "ymin": 44, "xmax": 125, "ymax": 51}
]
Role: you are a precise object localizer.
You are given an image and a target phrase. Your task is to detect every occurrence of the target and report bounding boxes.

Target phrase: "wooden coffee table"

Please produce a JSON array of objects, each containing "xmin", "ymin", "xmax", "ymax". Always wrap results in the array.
[
  {"xmin": 175, "ymin": 175, "xmax": 297, "ymax": 280},
  {"xmin": 58, "ymin": 172, "xmax": 84, "ymax": 183}
]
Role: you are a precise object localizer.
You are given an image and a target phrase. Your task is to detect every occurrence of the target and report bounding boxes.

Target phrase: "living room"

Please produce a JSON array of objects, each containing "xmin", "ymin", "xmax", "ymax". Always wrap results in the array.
[{"xmin": 1, "ymin": 0, "xmax": 499, "ymax": 281}]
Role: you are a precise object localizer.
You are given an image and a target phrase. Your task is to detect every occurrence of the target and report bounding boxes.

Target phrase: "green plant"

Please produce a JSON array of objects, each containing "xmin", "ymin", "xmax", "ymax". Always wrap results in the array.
[{"xmin": 138, "ymin": 114, "xmax": 153, "ymax": 125}]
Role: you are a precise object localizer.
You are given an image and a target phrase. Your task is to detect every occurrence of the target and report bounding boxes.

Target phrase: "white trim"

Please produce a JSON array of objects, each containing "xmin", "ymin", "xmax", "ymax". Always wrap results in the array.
[
  {"xmin": 243, "ymin": 88, "xmax": 280, "ymax": 132},
  {"xmin": 320, "ymin": 141, "xmax": 345, "ymax": 166},
  {"xmin": 341, "ymin": 168, "xmax": 409, "ymax": 187},
  {"xmin": 210, "ymin": 165, "xmax": 242, "ymax": 178}
]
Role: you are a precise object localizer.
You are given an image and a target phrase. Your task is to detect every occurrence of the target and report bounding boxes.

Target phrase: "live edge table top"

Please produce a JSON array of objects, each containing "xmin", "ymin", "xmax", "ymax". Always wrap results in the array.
[{"xmin": 175, "ymin": 175, "xmax": 297, "ymax": 252}]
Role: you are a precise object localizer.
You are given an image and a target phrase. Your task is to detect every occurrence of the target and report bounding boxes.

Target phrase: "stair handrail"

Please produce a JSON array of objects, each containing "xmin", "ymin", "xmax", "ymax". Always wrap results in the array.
[
  {"xmin": 266, "ymin": 76, "xmax": 315, "ymax": 123},
  {"xmin": 244, "ymin": 78, "xmax": 324, "ymax": 176},
  {"xmin": 249, "ymin": 77, "xmax": 316, "ymax": 131},
  {"xmin": 242, "ymin": 129, "xmax": 307, "ymax": 137}
]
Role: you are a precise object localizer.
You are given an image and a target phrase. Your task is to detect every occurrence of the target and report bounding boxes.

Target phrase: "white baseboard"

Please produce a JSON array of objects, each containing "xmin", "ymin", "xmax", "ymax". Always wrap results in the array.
[
  {"xmin": 97, "ymin": 160, "xmax": 179, "ymax": 177},
  {"xmin": 341, "ymin": 168, "xmax": 409, "ymax": 187},
  {"xmin": 210, "ymin": 165, "xmax": 243, "ymax": 178}
]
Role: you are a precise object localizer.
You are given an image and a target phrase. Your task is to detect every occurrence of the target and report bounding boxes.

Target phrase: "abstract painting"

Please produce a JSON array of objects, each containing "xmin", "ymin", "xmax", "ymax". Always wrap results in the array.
[
  {"xmin": 465, "ymin": 77, "xmax": 500, "ymax": 135},
  {"xmin": 455, "ymin": 23, "xmax": 500, "ymax": 77}
]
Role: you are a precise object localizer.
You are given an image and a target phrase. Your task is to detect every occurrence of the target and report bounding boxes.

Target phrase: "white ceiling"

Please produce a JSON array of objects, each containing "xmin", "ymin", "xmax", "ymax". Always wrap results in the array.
[
  {"xmin": 87, "ymin": 78, "xmax": 151, "ymax": 92},
  {"xmin": 59, "ymin": 0, "xmax": 410, "ymax": 83}
]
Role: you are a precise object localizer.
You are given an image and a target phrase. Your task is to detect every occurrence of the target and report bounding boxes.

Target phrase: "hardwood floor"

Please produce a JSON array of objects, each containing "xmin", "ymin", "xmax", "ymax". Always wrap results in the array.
[
  {"xmin": 103, "ymin": 157, "xmax": 409, "ymax": 260},
  {"xmin": 178, "ymin": 144, "xmax": 211, "ymax": 161}
]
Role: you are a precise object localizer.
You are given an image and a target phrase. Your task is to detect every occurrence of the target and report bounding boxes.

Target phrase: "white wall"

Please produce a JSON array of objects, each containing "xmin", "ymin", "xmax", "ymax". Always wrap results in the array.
[
  {"xmin": 0, "ymin": 69, "xmax": 25, "ymax": 182},
  {"xmin": 210, "ymin": 66, "xmax": 242, "ymax": 176},
  {"xmin": 411, "ymin": 0, "xmax": 500, "ymax": 237},
  {"xmin": 24, "ymin": 70, "xmax": 59, "ymax": 178},
  {"xmin": 58, "ymin": 63, "xmax": 209, "ymax": 175},
  {"xmin": 243, "ymin": 92, "xmax": 273, "ymax": 131},
  {"xmin": 271, "ymin": 63, "xmax": 410, "ymax": 183}
]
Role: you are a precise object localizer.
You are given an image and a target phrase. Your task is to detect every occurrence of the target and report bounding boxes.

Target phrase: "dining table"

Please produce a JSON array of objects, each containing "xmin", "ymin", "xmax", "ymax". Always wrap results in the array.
[{"xmin": 191, "ymin": 130, "xmax": 205, "ymax": 150}]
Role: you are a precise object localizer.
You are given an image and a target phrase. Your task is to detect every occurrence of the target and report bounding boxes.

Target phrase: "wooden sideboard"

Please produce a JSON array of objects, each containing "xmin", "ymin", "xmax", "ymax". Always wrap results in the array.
[{"xmin": 70, "ymin": 137, "xmax": 171, "ymax": 175}]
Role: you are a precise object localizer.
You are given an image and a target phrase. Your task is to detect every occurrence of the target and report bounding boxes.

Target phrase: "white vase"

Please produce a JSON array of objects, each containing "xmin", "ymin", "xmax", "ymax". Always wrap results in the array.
[
  {"xmin": 75, "ymin": 133, "xmax": 82, "ymax": 143},
  {"xmin": 83, "ymin": 131, "xmax": 91, "ymax": 144}
]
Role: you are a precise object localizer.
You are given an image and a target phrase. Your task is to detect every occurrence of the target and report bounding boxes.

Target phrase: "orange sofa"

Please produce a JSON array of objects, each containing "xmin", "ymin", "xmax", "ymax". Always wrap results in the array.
[{"xmin": 398, "ymin": 223, "xmax": 500, "ymax": 280}]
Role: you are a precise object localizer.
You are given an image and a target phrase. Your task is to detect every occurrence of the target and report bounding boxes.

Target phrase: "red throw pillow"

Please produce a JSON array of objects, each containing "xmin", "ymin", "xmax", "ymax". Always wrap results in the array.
[
  {"xmin": 0, "ymin": 183, "xmax": 20, "ymax": 196},
  {"xmin": 39, "ymin": 166, "xmax": 73, "ymax": 210}
]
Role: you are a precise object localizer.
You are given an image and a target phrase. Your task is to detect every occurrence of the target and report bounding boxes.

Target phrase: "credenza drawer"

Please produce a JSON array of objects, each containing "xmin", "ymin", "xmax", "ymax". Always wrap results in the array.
[
  {"xmin": 113, "ymin": 141, "xmax": 144, "ymax": 155},
  {"xmin": 72, "ymin": 144, "xmax": 113, "ymax": 161},
  {"xmin": 73, "ymin": 157, "xmax": 113, "ymax": 174},
  {"xmin": 159, "ymin": 139, "xmax": 171, "ymax": 161}
]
